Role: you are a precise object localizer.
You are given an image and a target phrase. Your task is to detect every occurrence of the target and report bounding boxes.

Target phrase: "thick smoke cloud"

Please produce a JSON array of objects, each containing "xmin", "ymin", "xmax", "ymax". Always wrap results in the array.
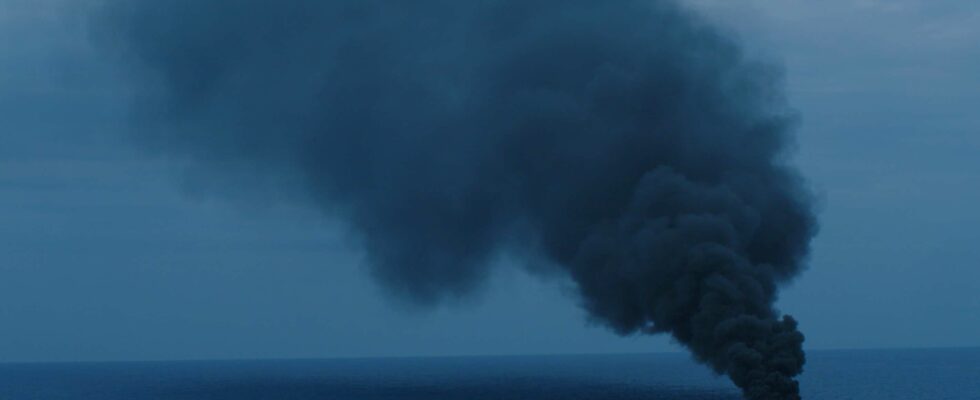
[{"xmin": 97, "ymin": 1, "xmax": 817, "ymax": 398}]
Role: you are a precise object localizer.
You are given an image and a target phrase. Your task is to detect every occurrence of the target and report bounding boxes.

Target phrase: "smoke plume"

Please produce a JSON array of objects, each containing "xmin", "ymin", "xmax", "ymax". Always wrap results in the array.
[{"xmin": 97, "ymin": 1, "xmax": 817, "ymax": 398}]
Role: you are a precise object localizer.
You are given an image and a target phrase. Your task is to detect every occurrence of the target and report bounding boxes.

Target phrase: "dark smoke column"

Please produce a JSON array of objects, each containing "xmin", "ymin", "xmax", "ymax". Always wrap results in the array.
[{"xmin": 97, "ymin": 0, "xmax": 817, "ymax": 398}]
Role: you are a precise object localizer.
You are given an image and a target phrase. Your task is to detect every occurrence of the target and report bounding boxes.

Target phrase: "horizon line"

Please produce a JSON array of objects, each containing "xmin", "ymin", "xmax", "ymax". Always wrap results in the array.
[{"xmin": 4, "ymin": 344, "xmax": 979, "ymax": 365}]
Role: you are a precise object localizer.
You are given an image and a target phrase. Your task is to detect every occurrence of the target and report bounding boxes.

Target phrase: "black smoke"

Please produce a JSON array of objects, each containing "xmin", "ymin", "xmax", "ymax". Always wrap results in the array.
[{"xmin": 96, "ymin": 1, "xmax": 817, "ymax": 398}]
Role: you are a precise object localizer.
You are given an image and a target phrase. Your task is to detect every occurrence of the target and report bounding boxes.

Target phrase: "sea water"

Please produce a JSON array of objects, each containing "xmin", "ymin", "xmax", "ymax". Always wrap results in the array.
[{"xmin": 0, "ymin": 348, "xmax": 977, "ymax": 399}]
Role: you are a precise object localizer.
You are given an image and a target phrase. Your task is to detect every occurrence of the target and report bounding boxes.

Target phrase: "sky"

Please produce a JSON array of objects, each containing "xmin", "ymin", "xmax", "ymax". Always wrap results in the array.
[{"xmin": 1, "ymin": 0, "xmax": 978, "ymax": 362}]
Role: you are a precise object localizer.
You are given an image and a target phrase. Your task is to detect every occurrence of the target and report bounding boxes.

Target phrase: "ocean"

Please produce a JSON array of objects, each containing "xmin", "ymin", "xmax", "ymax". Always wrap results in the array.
[{"xmin": 0, "ymin": 348, "xmax": 976, "ymax": 399}]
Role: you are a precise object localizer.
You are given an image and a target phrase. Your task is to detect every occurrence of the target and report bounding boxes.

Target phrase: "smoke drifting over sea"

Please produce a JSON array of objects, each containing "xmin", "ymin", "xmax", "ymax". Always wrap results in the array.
[{"xmin": 97, "ymin": 1, "xmax": 817, "ymax": 398}]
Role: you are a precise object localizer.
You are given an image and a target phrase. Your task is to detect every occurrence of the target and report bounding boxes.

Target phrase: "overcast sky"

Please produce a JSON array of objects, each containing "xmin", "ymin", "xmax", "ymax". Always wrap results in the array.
[{"xmin": 1, "ymin": 0, "xmax": 978, "ymax": 362}]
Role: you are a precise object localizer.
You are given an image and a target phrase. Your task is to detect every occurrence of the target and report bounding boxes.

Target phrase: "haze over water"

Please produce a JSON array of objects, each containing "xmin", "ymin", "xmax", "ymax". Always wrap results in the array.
[{"xmin": 1, "ymin": 348, "xmax": 978, "ymax": 400}]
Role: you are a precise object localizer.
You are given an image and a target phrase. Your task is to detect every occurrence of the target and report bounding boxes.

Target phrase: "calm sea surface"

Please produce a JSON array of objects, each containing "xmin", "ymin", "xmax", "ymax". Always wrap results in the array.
[{"xmin": 0, "ymin": 348, "xmax": 977, "ymax": 399}]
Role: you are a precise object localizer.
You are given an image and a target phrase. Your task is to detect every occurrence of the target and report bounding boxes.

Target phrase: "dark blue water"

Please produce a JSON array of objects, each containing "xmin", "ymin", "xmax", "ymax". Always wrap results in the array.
[{"xmin": 1, "ymin": 348, "xmax": 977, "ymax": 399}]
